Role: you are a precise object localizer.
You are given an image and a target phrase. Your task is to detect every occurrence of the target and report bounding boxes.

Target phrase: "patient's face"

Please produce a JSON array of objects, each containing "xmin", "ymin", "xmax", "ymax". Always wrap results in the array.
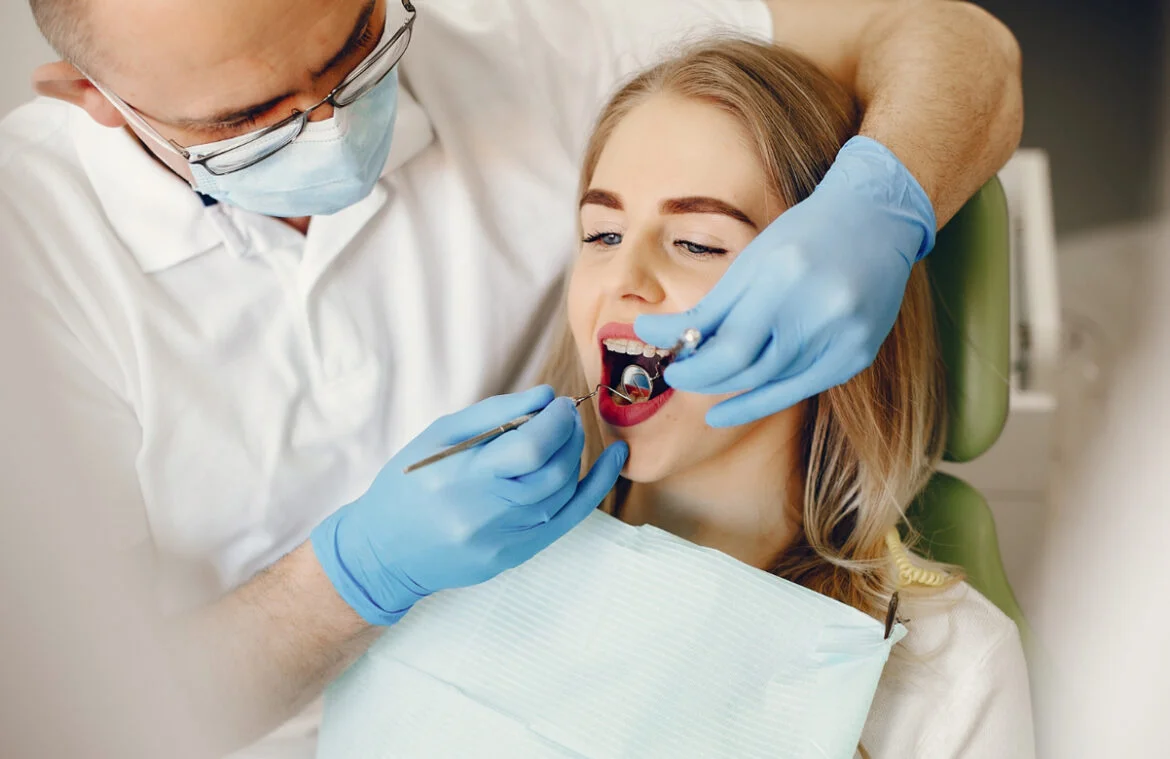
[{"xmin": 569, "ymin": 94, "xmax": 798, "ymax": 482}]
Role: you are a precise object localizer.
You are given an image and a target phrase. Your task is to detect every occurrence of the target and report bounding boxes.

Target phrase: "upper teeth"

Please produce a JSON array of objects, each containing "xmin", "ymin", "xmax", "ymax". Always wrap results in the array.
[{"xmin": 603, "ymin": 338, "xmax": 671, "ymax": 358}]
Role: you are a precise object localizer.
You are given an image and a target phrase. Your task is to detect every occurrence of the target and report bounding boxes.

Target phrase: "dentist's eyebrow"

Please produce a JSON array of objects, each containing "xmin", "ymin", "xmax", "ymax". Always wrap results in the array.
[
  {"xmin": 311, "ymin": 0, "xmax": 379, "ymax": 79},
  {"xmin": 660, "ymin": 197, "xmax": 758, "ymax": 229},
  {"xmin": 169, "ymin": 0, "xmax": 378, "ymax": 130}
]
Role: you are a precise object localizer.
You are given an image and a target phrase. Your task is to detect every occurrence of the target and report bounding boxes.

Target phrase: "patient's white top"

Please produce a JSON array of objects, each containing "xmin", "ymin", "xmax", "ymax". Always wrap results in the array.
[{"xmin": 862, "ymin": 582, "xmax": 1035, "ymax": 758}]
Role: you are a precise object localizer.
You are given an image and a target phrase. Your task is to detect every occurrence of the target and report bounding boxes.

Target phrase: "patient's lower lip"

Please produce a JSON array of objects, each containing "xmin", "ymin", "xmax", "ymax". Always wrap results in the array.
[{"xmin": 598, "ymin": 387, "xmax": 673, "ymax": 427}]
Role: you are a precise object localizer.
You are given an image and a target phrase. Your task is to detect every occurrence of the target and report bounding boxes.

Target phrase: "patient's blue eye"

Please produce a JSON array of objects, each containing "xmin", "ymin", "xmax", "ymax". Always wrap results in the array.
[
  {"xmin": 676, "ymin": 240, "xmax": 727, "ymax": 258},
  {"xmin": 583, "ymin": 232, "xmax": 623, "ymax": 247}
]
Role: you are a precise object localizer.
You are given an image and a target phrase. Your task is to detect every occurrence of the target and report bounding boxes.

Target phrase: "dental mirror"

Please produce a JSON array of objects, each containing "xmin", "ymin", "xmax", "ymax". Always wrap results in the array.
[{"xmin": 619, "ymin": 364, "xmax": 654, "ymax": 402}]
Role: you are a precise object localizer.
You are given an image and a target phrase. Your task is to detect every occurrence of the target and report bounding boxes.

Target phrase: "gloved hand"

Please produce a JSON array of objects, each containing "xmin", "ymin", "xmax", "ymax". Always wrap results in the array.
[
  {"xmin": 312, "ymin": 386, "xmax": 628, "ymax": 625},
  {"xmin": 635, "ymin": 136, "xmax": 936, "ymax": 428}
]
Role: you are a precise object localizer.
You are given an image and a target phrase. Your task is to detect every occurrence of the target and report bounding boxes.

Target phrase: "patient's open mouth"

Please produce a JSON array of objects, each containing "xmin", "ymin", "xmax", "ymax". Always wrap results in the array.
[
  {"xmin": 602, "ymin": 338, "xmax": 672, "ymax": 404},
  {"xmin": 596, "ymin": 323, "xmax": 676, "ymax": 427}
]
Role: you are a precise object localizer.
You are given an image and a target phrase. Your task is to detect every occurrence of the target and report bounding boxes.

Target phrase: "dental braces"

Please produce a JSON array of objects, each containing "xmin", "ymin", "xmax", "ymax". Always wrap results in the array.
[
  {"xmin": 609, "ymin": 328, "xmax": 702, "ymax": 403},
  {"xmin": 403, "ymin": 329, "xmax": 701, "ymax": 474}
]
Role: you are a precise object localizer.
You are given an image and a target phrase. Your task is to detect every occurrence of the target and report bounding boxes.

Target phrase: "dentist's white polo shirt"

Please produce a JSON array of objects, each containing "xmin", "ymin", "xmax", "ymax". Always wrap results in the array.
[
  {"xmin": 0, "ymin": 4, "xmax": 1043, "ymax": 759},
  {"xmin": 0, "ymin": 1, "xmax": 771, "ymax": 605}
]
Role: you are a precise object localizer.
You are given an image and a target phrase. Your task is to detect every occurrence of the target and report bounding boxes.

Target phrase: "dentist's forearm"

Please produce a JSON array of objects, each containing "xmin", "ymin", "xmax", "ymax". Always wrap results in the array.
[
  {"xmin": 853, "ymin": 1, "xmax": 1022, "ymax": 224},
  {"xmin": 768, "ymin": 0, "xmax": 1024, "ymax": 225},
  {"xmin": 171, "ymin": 543, "xmax": 380, "ymax": 752}
]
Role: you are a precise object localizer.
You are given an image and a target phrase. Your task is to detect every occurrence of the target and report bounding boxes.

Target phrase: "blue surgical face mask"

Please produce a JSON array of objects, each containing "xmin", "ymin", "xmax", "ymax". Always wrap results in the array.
[{"xmin": 185, "ymin": 70, "xmax": 400, "ymax": 218}]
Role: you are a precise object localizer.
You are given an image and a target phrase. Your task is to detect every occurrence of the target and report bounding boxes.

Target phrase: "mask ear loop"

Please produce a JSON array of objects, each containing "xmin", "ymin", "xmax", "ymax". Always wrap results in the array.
[
  {"xmin": 883, "ymin": 527, "xmax": 949, "ymax": 639},
  {"xmin": 85, "ymin": 75, "xmax": 192, "ymax": 159}
]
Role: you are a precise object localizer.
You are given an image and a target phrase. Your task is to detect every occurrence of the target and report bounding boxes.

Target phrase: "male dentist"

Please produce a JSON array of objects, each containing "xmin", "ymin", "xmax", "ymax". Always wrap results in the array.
[{"xmin": 0, "ymin": 0, "xmax": 1021, "ymax": 755}]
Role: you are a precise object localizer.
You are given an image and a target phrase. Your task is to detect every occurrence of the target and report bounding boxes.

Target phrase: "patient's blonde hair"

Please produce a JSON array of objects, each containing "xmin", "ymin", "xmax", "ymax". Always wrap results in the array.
[{"xmin": 542, "ymin": 38, "xmax": 951, "ymax": 619}]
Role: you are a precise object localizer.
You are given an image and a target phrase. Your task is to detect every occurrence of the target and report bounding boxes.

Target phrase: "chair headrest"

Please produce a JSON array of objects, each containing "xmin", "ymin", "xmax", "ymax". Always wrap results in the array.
[{"xmin": 928, "ymin": 178, "xmax": 1011, "ymax": 463}]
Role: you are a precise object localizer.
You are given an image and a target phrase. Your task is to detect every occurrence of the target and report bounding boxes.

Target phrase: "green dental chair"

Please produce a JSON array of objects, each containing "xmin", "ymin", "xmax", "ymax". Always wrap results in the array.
[{"xmin": 904, "ymin": 178, "xmax": 1035, "ymax": 649}]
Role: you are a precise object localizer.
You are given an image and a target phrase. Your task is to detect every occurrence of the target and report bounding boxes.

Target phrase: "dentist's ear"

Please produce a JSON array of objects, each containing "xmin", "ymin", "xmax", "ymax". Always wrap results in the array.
[{"xmin": 32, "ymin": 61, "xmax": 126, "ymax": 128}]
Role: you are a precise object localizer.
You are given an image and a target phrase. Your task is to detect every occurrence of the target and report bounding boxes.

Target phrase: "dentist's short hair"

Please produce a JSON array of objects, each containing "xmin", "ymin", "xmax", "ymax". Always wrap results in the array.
[{"xmin": 29, "ymin": 0, "xmax": 90, "ymax": 67}]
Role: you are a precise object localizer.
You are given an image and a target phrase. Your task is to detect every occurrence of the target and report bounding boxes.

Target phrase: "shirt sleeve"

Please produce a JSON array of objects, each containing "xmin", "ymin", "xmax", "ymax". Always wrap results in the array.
[
  {"xmin": 401, "ymin": 0, "xmax": 774, "ymax": 169},
  {"xmin": 0, "ymin": 199, "xmax": 151, "ymax": 557},
  {"xmin": 0, "ymin": 217, "xmax": 208, "ymax": 756},
  {"xmin": 920, "ymin": 625, "xmax": 1037, "ymax": 758}
]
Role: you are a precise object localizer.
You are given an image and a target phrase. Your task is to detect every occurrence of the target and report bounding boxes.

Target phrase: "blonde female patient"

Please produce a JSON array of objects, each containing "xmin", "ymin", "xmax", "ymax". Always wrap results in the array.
[{"xmin": 318, "ymin": 39, "xmax": 1034, "ymax": 758}]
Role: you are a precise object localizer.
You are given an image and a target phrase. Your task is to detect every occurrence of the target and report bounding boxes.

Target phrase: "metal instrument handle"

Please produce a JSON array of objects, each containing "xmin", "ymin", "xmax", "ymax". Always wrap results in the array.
[
  {"xmin": 402, "ymin": 412, "xmax": 538, "ymax": 473},
  {"xmin": 402, "ymin": 384, "xmax": 638, "ymax": 474}
]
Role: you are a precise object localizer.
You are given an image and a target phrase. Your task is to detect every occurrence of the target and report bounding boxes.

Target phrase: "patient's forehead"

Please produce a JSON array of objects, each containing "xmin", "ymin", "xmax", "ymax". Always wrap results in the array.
[{"xmin": 591, "ymin": 94, "xmax": 778, "ymax": 223}]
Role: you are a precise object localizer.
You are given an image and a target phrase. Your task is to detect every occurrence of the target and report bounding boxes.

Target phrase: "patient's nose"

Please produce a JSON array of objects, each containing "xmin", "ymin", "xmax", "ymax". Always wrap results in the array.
[{"xmin": 607, "ymin": 236, "xmax": 665, "ymax": 305}]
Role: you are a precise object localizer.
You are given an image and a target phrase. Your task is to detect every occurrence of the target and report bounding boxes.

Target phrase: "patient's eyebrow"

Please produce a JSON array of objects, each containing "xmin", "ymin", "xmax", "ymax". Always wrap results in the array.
[
  {"xmin": 661, "ymin": 197, "xmax": 757, "ymax": 229},
  {"xmin": 580, "ymin": 189, "xmax": 623, "ymax": 210},
  {"xmin": 580, "ymin": 190, "xmax": 758, "ymax": 230}
]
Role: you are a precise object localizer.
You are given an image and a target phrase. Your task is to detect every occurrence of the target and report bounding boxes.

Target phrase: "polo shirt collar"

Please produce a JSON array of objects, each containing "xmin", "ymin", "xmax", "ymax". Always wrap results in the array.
[
  {"xmin": 71, "ymin": 86, "xmax": 435, "ymax": 275},
  {"xmin": 71, "ymin": 108, "xmax": 222, "ymax": 274}
]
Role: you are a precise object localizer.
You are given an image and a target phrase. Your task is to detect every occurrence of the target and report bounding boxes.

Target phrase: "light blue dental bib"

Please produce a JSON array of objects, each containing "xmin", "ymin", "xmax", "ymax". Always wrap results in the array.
[{"xmin": 319, "ymin": 510, "xmax": 904, "ymax": 759}]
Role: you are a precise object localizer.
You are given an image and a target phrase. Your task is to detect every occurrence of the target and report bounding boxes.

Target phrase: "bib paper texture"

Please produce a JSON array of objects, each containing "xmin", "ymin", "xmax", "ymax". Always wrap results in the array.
[{"xmin": 319, "ymin": 511, "xmax": 903, "ymax": 758}]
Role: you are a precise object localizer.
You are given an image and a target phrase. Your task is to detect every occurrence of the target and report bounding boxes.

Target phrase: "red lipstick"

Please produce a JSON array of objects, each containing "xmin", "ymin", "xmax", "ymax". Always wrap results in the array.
[{"xmin": 595, "ymin": 322, "xmax": 674, "ymax": 428}]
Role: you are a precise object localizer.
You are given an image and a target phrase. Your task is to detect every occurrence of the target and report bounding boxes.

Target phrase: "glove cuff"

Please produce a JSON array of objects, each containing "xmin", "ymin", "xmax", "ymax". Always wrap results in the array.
[
  {"xmin": 831, "ymin": 136, "xmax": 938, "ymax": 263},
  {"xmin": 311, "ymin": 509, "xmax": 421, "ymax": 627}
]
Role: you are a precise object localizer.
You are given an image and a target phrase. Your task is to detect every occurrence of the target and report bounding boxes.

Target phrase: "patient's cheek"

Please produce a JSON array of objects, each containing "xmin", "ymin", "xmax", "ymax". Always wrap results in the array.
[{"xmin": 566, "ymin": 281, "xmax": 596, "ymax": 359}]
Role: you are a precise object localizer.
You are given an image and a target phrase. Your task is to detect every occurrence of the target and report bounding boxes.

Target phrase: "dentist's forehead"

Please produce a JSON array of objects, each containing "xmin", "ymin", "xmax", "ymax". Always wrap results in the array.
[{"xmin": 63, "ymin": 0, "xmax": 372, "ymax": 106}]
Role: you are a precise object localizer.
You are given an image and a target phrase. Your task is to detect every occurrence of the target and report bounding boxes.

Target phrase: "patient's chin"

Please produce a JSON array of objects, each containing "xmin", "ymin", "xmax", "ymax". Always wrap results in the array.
[{"xmin": 618, "ymin": 443, "xmax": 679, "ymax": 484}]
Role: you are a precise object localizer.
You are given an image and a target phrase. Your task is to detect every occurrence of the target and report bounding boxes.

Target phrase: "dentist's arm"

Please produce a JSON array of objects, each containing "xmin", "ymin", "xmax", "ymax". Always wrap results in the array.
[
  {"xmin": 2, "ymin": 204, "xmax": 626, "ymax": 752},
  {"xmin": 4, "ymin": 378, "xmax": 625, "ymax": 754},
  {"xmin": 179, "ymin": 388, "xmax": 629, "ymax": 750},
  {"xmin": 0, "ymin": 255, "xmax": 373, "ymax": 751},
  {"xmin": 170, "ymin": 544, "xmax": 378, "ymax": 750},
  {"xmin": 767, "ymin": 0, "xmax": 1023, "ymax": 224},
  {"xmin": 637, "ymin": 0, "xmax": 1022, "ymax": 427},
  {"xmin": 0, "ymin": 209, "xmax": 369, "ymax": 750}
]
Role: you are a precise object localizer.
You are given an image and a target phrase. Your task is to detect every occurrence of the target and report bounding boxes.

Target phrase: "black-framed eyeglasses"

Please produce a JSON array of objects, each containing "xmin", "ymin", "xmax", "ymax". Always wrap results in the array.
[{"xmin": 93, "ymin": 0, "xmax": 416, "ymax": 176}]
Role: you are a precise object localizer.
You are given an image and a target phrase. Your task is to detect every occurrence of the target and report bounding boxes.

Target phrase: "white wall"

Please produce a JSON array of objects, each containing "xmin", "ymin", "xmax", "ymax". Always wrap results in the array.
[{"xmin": 0, "ymin": 3, "xmax": 56, "ymax": 116}]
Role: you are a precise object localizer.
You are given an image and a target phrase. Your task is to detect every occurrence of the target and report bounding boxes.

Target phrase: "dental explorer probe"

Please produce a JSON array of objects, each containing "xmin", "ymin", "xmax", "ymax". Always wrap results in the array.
[
  {"xmin": 403, "ymin": 328, "xmax": 703, "ymax": 474},
  {"xmin": 615, "ymin": 327, "xmax": 703, "ymax": 400},
  {"xmin": 402, "ymin": 386, "xmax": 628, "ymax": 474}
]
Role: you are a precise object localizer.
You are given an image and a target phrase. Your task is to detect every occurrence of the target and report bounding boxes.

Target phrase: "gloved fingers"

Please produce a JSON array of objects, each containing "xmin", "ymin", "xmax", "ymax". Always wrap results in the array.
[
  {"xmin": 692, "ymin": 333, "xmax": 795, "ymax": 397},
  {"xmin": 497, "ymin": 477, "xmax": 579, "ymax": 532},
  {"xmin": 545, "ymin": 441, "xmax": 628, "ymax": 534},
  {"xmin": 502, "ymin": 441, "xmax": 629, "ymax": 562},
  {"xmin": 768, "ymin": 320, "xmax": 876, "ymax": 387},
  {"xmin": 705, "ymin": 350, "xmax": 853, "ymax": 428},
  {"xmin": 477, "ymin": 397, "xmax": 580, "ymax": 480},
  {"xmin": 490, "ymin": 416, "xmax": 585, "ymax": 505},
  {"xmin": 633, "ymin": 267, "xmax": 745, "ymax": 352},
  {"xmin": 428, "ymin": 385, "xmax": 555, "ymax": 445},
  {"xmin": 692, "ymin": 293, "xmax": 853, "ymax": 397},
  {"xmin": 660, "ymin": 301, "xmax": 776, "ymax": 392}
]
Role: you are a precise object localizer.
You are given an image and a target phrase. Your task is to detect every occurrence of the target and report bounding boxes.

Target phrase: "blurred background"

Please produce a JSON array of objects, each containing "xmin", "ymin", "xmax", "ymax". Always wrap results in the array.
[
  {"xmin": 1, "ymin": 4, "xmax": 53, "ymax": 114},
  {"xmin": 2, "ymin": 1, "xmax": 1167, "ymax": 756}
]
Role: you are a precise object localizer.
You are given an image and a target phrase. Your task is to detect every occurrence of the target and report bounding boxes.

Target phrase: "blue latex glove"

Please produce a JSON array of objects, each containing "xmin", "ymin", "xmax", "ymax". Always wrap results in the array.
[
  {"xmin": 312, "ymin": 386, "xmax": 629, "ymax": 625},
  {"xmin": 636, "ymin": 136, "xmax": 936, "ymax": 428}
]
